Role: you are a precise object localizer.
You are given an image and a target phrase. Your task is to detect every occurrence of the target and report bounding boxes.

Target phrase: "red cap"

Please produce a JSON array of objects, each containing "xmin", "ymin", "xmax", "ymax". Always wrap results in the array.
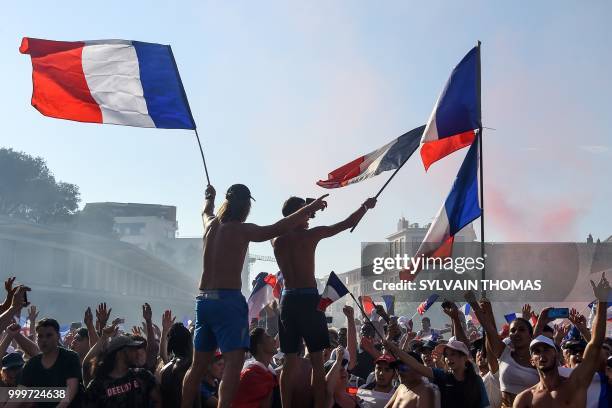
[
  {"xmin": 375, "ymin": 354, "xmax": 397, "ymax": 365},
  {"xmin": 214, "ymin": 350, "xmax": 223, "ymax": 359}
]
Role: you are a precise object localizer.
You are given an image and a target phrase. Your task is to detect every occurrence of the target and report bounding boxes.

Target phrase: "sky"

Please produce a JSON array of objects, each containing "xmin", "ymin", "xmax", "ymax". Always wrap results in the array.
[{"xmin": 1, "ymin": 1, "xmax": 611, "ymax": 282}]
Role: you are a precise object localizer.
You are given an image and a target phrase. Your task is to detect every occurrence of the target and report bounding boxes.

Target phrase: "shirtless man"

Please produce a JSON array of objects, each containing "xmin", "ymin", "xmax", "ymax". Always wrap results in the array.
[
  {"xmin": 384, "ymin": 346, "xmax": 438, "ymax": 408},
  {"xmin": 272, "ymin": 196, "xmax": 376, "ymax": 408},
  {"xmin": 181, "ymin": 184, "xmax": 328, "ymax": 408},
  {"xmin": 513, "ymin": 273, "xmax": 609, "ymax": 408}
]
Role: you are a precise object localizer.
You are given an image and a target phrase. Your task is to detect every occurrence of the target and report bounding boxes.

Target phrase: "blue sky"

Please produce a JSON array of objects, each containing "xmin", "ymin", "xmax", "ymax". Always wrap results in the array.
[{"xmin": 2, "ymin": 1, "xmax": 611, "ymax": 281}]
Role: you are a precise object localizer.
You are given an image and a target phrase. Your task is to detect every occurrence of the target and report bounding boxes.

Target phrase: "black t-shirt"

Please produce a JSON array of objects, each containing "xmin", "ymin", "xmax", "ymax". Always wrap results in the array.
[
  {"xmin": 20, "ymin": 347, "xmax": 82, "ymax": 407},
  {"xmin": 432, "ymin": 368, "xmax": 489, "ymax": 408},
  {"xmin": 85, "ymin": 368, "xmax": 156, "ymax": 408}
]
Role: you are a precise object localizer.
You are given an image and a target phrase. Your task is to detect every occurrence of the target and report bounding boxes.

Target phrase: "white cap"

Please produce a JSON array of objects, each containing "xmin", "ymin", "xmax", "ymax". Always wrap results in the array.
[
  {"xmin": 529, "ymin": 335, "xmax": 557, "ymax": 352},
  {"xmin": 434, "ymin": 339, "xmax": 470, "ymax": 357}
]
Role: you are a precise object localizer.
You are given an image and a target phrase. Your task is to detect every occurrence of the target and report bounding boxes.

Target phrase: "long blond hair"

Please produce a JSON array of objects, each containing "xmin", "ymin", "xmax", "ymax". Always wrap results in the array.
[{"xmin": 216, "ymin": 198, "xmax": 251, "ymax": 223}]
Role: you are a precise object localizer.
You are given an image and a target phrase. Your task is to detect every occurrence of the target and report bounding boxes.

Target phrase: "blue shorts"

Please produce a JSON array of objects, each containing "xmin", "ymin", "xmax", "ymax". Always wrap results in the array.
[{"xmin": 194, "ymin": 289, "xmax": 249, "ymax": 353}]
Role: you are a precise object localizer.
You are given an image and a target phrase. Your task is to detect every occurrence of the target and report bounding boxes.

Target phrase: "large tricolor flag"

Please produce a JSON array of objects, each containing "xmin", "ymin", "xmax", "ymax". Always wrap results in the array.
[
  {"xmin": 400, "ymin": 138, "xmax": 481, "ymax": 281},
  {"xmin": 317, "ymin": 272, "xmax": 349, "ymax": 312},
  {"xmin": 359, "ymin": 296, "xmax": 376, "ymax": 316},
  {"xmin": 19, "ymin": 37, "xmax": 195, "ymax": 129},
  {"xmin": 248, "ymin": 272, "xmax": 278, "ymax": 322},
  {"xmin": 317, "ymin": 125, "xmax": 424, "ymax": 188},
  {"xmin": 420, "ymin": 46, "xmax": 481, "ymax": 170}
]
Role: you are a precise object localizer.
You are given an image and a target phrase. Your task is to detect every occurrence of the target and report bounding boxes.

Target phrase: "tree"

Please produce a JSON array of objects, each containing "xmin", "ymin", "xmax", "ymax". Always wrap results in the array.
[
  {"xmin": 72, "ymin": 205, "xmax": 117, "ymax": 238},
  {"xmin": 0, "ymin": 148, "xmax": 80, "ymax": 224}
]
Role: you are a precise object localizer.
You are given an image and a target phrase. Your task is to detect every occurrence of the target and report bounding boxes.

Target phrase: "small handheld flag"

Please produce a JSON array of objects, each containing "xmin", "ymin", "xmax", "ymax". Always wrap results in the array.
[
  {"xmin": 317, "ymin": 272, "xmax": 349, "ymax": 312},
  {"xmin": 359, "ymin": 296, "xmax": 376, "ymax": 316},
  {"xmin": 417, "ymin": 294, "xmax": 439, "ymax": 315},
  {"xmin": 381, "ymin": 295, "xmax": 396, "ymax": 316},
  {"xmin": 420, "ymin": 46, "xmax": 481, "ymax": 170},
  {"xmin": 248, "ymin": 273, "xmax": 278, "ymax": 322},
  {"xmin": 317, "ymin": 125, "xmax": 424, "ymax": 188}
]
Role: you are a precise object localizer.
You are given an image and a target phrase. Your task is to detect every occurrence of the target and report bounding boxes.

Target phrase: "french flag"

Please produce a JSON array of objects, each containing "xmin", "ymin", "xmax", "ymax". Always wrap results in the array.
[
  {"xmin": 504, "ymin": 312, "xmax": 538, "ymax": 326},
  {"xmin": 19, "ymin": 37, "xmax": 195, "ymax": 130},
  {"xmin": 460, "ymin": 303, "xmax": 479, "ymax": 324},
  {"xmin": 400, "ymin": 138, "xmax": 481, "ymax": 281},
  {"xmin": 317, "ymin": 272, "xmax": 349, "ymax": 312},
  {"xmin": 417, "ymin": 294, "xmax": 439, "ymax": 315},
  {"xmin": 420, "ymin": 46, "xmax": 481, "ymax": 170},
  {"xmin": 248, "ymin": 273, "xmax": 278, "ymax": 322},
  {"xmin": 317, "ymin": 125, "xmax": 424, "ymax": 188}
]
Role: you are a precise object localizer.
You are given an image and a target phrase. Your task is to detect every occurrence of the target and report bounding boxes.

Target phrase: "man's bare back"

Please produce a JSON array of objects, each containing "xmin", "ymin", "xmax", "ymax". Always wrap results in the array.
[
  {"xmin": 273, "ymin": 229, "xmax": 318, "ymax": 289},
  {"xmin": 386, "ymin": 383, "xmax": 436, "ymax": 408}
]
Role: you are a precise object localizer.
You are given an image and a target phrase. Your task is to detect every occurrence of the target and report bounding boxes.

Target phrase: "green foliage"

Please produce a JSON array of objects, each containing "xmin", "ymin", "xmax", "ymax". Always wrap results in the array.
[{"xmin": 0, "ymin": 148, "xmax": 80, "ymax": 224}]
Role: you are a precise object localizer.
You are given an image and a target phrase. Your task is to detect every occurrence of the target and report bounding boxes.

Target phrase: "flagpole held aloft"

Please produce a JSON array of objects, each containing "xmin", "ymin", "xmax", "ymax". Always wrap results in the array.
[
  {"xmin": 476, "ymin": 40, "xmax": 485, "ymax": 297},
  {"xmin": 349, "ymin": 153, "xmax": 411, "ymax": 233},
  {"xmin": 348, "ymin": 292, "xmax": 386, "ymax": 341},
  {"xmin": 194, "ymin": 128, "xmax": 211, "ymax": 185}
]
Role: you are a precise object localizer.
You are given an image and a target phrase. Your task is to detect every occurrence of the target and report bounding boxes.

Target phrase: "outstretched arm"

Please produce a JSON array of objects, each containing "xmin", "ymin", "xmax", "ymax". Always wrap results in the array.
[
  {"xmin": 343, "ymin": 306, "xmax": 357, "ymax": 371},
  {"xmin": 572, "ymin": 273, "xmax": 609, "ymax": 388},
  {"xmin": 383, "ymin": 340, "xmax": 433, "ymax": 379},
  {"xmin": 308, "ymin": 198, "xmax": 377, "ymax": 241},
  {"xmin": 442, "ymin": 301, "xmax": 469, "ymax": 347},
  {"xmin": 243, "ymin": 194, "xmax": 329, "ymax": 242}
]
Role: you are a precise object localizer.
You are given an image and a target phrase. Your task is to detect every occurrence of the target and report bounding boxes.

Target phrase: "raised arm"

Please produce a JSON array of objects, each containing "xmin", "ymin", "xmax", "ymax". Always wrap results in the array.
[
  {"xmin": 383, "ymin": 340, "xmax": 433, "ymax": 378},
  {"xmin": 465, "ymin": 291, "xmax": 505, "ymax": 359},
  {"xmin": 568, "ymin": 308, "xmax": 591, "ymax": 342},
  {"xmin": 6, "ymin": 323, "xmax": 40, "ymax": 357},
  {"xmin": 343, "ymin": 306, "xmax": 357, "ymax": 371},
  {"xmin": 83, "ymin": 307, "xmax": 98, "ymax": 349},
  {"xmin": 83, "ymin": 324, "xmax": 117, "ymax": 364},
  {"xmin": 572, "ymin": 273, "xmax": 609, "ymax": 387},
  {"xmin": 0, "ymin": 286, "xmax": 29, "ymax": 333},
  {"xmin": 308, "ymin": 198, "xmax": 376, "ymax": 241},
  {"xmin": 243, "ymin": 194, "xmax": 329, "ymax": 242},
  {"xmin": 442, "ymin": 301, "xmax": 469, "ymax": 347},
  {"xmin": 160, "ymin": 309, "xmax": 175, "ymax": 364},
  {"xmin": 143, "ymin": 303, "xmax": 159, "ymax": 371},
  {"xmin": 0, "ymin": 277, "xmax": 17, "ymax": 316}
]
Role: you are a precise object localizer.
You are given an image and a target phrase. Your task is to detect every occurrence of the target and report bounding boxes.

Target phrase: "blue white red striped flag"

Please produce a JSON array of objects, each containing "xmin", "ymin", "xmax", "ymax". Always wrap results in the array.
[
  {"xmin": 420, "ymin": 46, "xmax": 481, "ymax": 170},
  {"xmin": 317, "ymin": 272, "xmax": 349, "ymax": 311},
  {"xmin": 317, "ymin": 125, "xmax": 424, "ymax": 188},
  {"xmin": 248, "ymin": 272, "xmax": 278, "ymax": 321},
  {"xmin": 20, "ymin": 37, "xmax": 195, "ymax": 129},
  {"xmin": 400, "ymin": 138, "xmax": 481, "ymax": 281}
]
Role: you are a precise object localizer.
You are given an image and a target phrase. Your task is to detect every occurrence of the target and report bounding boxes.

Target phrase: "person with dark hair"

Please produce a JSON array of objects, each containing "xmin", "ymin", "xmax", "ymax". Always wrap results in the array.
[
  {"xmin": 160, "ymin": 323, "xmax": 192, "ymax": 407},
  {"xmin": 385, "ymin": 338, "xmax": 487, "ymax": 408},
  {"xmin": 70, "ymin": 327, "xmax": 90, "ymax": 364},
  {"xmin": 181, "ymin": 184, "xmax": 328, "ymax": 408},
  {"xmin": 19, "ymin": 317, "xmax": 82, "ymax": 407},
  {"xmin": 85, "ymin": 335, "xmax": 161, "ymax": 407},
  {"xmin": 385, "ymin": 350, "xmax": 439, "ymax": 408},
  {"xmin": 466, "ymin": 292, "xmax": 537, "ymax": 407},
  {"xmin": 201, "ymin": 352, "xmax": 225, "ymax": 408},
  {"xmin": 271, "ymin": 194, "xmax": 375, "ymax": 408},
  {"xmin": 233, "ymin": 328, "xmax": 278, "ymax": 408},
  {"xmin": 357, "ymin": 354, "xmax": 397, "ymax": 407},
  {"xmin": 0, "ymin": 352, "xmax": 25, "ymax": 387}
]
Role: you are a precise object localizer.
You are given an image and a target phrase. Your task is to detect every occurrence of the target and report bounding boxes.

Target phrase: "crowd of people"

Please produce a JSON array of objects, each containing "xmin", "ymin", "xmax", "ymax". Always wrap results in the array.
[{"xmin": 0, "ymin": 184, "xmax": 610, "ymax": 407}]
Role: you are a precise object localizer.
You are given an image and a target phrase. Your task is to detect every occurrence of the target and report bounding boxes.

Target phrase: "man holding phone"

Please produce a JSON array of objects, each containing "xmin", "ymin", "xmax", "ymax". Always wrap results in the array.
[{"xmin": 272, "ymin": 195, "xmax": 376, "ymax": 408}]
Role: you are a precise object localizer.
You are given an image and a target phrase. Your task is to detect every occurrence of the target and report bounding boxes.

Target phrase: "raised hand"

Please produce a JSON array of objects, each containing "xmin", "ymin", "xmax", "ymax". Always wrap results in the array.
[
  {"xmin": 153, "ymin": 324, "xmax": 162, "ymax": 340},
  {"xmin": 96, "ymin": 303, "xmax": 112, "ymax": 328},
  {"xmin": 306, "ymin": 194, "xmax": 329, "ymax": 214},
  {"xmin": 334, "ymin": 346, "xmax": 345, "ymax": 363},
  {"xmin": 538, "ymin": 307, "xmax": 554, "ymax": 325},
  {"xmin": 132, "ymin": 326, "xmax": 143, "ymax": 337},
  {"xmin": 590, "ymin": 272, "xmax": 611, "ymax": 302},
  {"xmin": 27, "ymin": 305, "xmax": 38, "ymax": 322},
  {"xmin": 205, "ymin": 184, "xmax": 216, "ymax": 199},
  {"xmin": 362, "ymin": 198, "xmax": 377, "ymax": 210},
  {"xmin": 553, "ymin": 323, "xmax": 571, "ymax": 345},
  {"xmin": 111, "ymin": 318, "xmax": 124, "ymax": 327},
  {"xmin": 83, "ymin": 307, "xmax": 93, "ymax": 328},
  {"xmin": 11, "ymin": 286, "xmax": 31, "ymax": 309},
  {"xmin": 142, "ymin": 303, "xmax": 153, "ymax": 322},
  {"xmin": 374, "ymin": 305, "xmax": 390, "ymax": 322},
  {"xmin": 4, "ymin": 277, "xmax": 17, "ymax": 302},
  {"xmin": 522, "ymin": 304, "xmax": 532, "ymax": 318},
  {"xmin": 162, "ymin": 310, "xmax": 175, "ymax": 332}
]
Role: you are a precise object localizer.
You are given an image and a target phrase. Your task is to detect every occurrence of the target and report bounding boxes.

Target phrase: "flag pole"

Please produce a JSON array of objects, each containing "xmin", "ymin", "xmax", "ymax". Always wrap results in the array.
[
  {"xmin": 475, "ymin": 41, "xmax": 486, "ymax": 298},
  {"xmin": 194, "ymin": 129, "xmax": 211, "ymax": 185},
  {"xmin": 167, "ymin": 46, "xmax": 211, "ymax": 185},
  {"xmin": 349, "ymin": 292, "xmax": 386, "ymax": 341},
  {"xmin": 349, "ymin": 153, "xmax": 412, "ymax": 233}
]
